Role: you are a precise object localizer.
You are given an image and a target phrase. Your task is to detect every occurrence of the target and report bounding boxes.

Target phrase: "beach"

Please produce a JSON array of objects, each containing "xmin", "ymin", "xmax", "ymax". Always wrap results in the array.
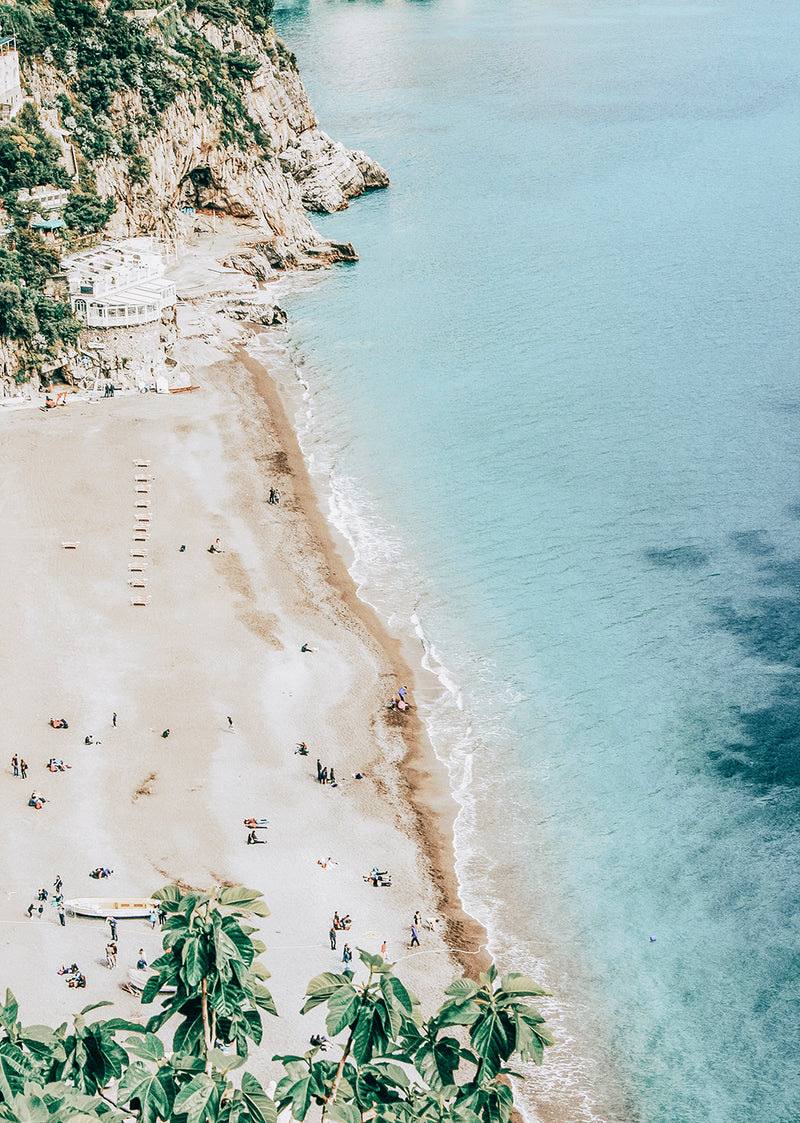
[{"xmin": 0, "ymin": 229, "xmax": 487, "ymax": 1076}]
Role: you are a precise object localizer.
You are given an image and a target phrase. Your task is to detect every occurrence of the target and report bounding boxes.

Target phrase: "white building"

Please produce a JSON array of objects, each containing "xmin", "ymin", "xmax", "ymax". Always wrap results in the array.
[
  {"xmin": 0, "ymin": 32, "xmax": 23, "ymax": 120},
  {"xmin": 63, "ymin": 237, "xmax": 177, "ymax": 329},
  {"xmin": 18, "ymin": 185, "xmax": 70, "ymax": 212}
]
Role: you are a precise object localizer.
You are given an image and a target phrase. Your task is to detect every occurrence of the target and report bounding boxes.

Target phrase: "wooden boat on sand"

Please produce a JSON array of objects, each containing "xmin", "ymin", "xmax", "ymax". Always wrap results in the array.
[{"xmin": 65, "ymin": 897, "xmax": 157, "ymax": 919}]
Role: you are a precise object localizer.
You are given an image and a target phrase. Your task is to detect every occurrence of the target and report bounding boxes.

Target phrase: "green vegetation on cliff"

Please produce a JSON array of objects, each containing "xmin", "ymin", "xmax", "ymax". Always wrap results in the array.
[{"xmin": 3, "ymin": 0, "xmax": 277, "ymax": 160}]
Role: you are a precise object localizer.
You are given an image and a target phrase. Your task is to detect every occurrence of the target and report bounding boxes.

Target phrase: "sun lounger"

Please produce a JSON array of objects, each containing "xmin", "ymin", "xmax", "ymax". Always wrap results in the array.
[
  {"xmin": 130, "ymin": 595, "xmax": 150, "ymax": 607},
  {"xmin": 135, "ymin": 486, "xmax": 151, "ymax": 494},
  {"xmin": 128, "ymin": 564, "xmax": 145, "ymax": 572},
  {"xmin": 133, "ymin": 459, "xmax": 151, "ymax": 467},
  {"xmin": 130, "ymin": 549, "xmax": 147, "ymax": 557},
  {"xmin": 135, "ymin": 499, "xmax": 150, "ymax": 508},
  {"xmin": 135, "ymin": 513, "xmax": 151, "ymax": 522},
  {"xmin": 61, "ymin": 541, "xmax": 79, "ymax": 549},
  {"xmin": 129, "ymin": 578, "xmax": 147, "ymax": 588},
  {"xmin": 134, "ymin": 475, "xmax": 153, "ymax": 482}
]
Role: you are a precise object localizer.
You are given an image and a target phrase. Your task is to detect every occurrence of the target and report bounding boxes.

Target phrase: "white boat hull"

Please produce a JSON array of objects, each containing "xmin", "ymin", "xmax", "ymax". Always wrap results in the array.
[{"xmin": 65, "ymin": 897, "xmax": 157, "ymax": 919}]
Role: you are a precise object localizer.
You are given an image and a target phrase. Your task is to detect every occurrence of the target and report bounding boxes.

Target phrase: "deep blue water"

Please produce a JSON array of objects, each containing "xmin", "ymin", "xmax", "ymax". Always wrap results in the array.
[{"xmin": 266, "ymin": 2, "xmax": 800, "ymax": 1120}]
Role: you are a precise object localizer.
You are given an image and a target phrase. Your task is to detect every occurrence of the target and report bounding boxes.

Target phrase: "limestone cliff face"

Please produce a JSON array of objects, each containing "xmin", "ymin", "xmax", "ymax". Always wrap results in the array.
[{"xmin": 22, "ymin": 13, "xmax": 388, "ymax": 264}]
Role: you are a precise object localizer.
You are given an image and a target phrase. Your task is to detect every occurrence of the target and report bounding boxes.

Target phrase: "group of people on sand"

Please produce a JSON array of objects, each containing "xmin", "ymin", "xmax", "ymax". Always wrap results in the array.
[
  {"xmin": 268, "ymin": 487, "xmax": 281, "ymax": 505},
  {"xmin": 10, "ymin": 754, "xmax": 28, "ymax": 778},
  {"xmin": 328, "ymin": 913, "xmax": 351, "ymax": 949},
  {"xmin": 58, "ymin": 963, "xmax": 86, "ymax": 988},
  {"xmin": 365, "ymin": 867, "xmax": 392, "ymax": 887},
  {"xmin": 48, "ymin": 757, "xmax": 71, "ymax": 771},
  {"xmin": 388, "ymin": 686, "xmax": 410, "ymax": 711},
  {"xmin": 316, "ymin": 759, "xmax": 337, "ymax": 786},
  {"xmin": 27, "ymin": 881, "xmax": 65, "ymax": 924}
]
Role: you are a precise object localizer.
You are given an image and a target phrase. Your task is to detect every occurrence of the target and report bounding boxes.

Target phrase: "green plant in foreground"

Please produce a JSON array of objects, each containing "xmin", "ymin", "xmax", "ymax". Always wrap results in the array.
[{"xmin": 0, "ymin": 885, "xmax": 553, "ymax": 1122}]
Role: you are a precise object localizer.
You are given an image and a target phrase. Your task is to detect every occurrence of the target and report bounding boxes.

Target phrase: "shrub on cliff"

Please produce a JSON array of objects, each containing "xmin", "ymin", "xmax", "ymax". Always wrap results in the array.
[
  {"xmin": 63, "ymin": 189, "xmax": 117, "ymax": 234},
  {"xmin": 0, "ymin": 104, "xmax": 71, "ymax": 202},
  {"xmin": 0, "ymin": 884, "xmax": 553, "ymax": 1122},
  {"xmin": 0, "ymin": 229, "xmax": 81, "ymax": 363}
]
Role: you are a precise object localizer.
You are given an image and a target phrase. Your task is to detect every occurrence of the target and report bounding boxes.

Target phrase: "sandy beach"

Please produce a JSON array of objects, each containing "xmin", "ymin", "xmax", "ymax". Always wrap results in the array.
[{"xmin": 0, "ymin": 227, "xmax": 488, "ymax": 1080}]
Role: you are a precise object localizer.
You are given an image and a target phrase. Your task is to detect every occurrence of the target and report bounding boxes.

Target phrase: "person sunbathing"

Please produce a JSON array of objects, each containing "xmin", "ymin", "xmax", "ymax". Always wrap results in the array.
[{"xmin": 49, "ymin": 718, "xmax": 69, "ymax": 729}]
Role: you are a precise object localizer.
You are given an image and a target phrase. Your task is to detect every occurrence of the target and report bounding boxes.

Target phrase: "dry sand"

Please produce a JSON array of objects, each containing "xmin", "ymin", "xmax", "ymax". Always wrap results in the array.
[{"xmin": 0, "ymin": 232, "xmax": 488, "ymax": 1081}]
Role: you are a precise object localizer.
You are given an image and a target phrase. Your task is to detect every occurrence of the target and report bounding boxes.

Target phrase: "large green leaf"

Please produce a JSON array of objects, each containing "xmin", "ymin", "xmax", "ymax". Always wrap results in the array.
[
  {"xmin": 469, "ymin": 1010, "xmax": 511, "ymax": 1078},
  {"xmin": 434, "ymin": 999, "xmax": 481, "ymax": 1029},
  {"xmin": 171, "ymin": 1006, "xmax": 206, "ymax": 1055},
  {"xmin": 208, "ymin": 975, "xmax": 244, "ymax": 1019},
  {"xmin": 241, "ymin": 1071, "xmax": 277, "ymax": 1123},
  {"xmin": 326, "ymin": 1101, "xmax": 361, "ymax": 1123},
  {"xmin": 140, "ymin": 974, "xmax": 164, "ymax": 1006},
  {"xmin": 325, "ymin": 989, "xmax": 361, "ymax": 1037},
  {"xmin": 182, "ymin": 937, "xmax": 210, "ymax": 988},
  {"xmin": 124, "ymin": 1032, "xmax": 164, "ymax": 1063},
  {"xmin": 0, "ymin": 991, "xmax": 18, "ymax": 1033},
  {"xmin": 497, "ymin": 974, "xmax": 550, "ymax": 1000},
  {"xmin": 301, "ymin": 974, "xmax": 356, "ymax": 1016},
  {"xmin": 443, "ymin": 979, "xmax": 479, "ymax": 1003},
  {"xmin": 173, "ymin": 1073, "xmax": 217, "ymax": 1123},
  {"xmin": 252, "ymin": 983, "xmax": 277, "ymax": 1016},
  {"xmin": 415, "ymin": 1035, "xmax": 462, "ymax": 1090},
  {"xmin": 221, "ymin": 917, "xmax": 257, "ymax": 967},
  {"xmin": 152, "ymin": 884, "xmax": 185, "ymax": 910},
  {"xmin": 216, "ymin": 888, "xmax": 270, "ymax": 917},
  {"xmin": 117, "ymin": 1061, "xmax": 172, "ymax": 1123},
  {"xmin": 276, "ymin": 1073, "xmax": 314, "ymax": 1121}
]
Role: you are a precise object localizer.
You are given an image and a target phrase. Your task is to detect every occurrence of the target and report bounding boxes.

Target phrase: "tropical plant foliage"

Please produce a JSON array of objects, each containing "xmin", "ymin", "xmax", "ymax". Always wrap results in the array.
[{"xmin": 0, "ymin": 885, "xmax": 553, "ymax": 1123}]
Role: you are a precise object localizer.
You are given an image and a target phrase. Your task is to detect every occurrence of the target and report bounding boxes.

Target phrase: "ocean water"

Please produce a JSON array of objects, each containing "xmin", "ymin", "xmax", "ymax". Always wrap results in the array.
[{"xmin": 265, "ymin": 2, "xmax": 800, "ymax": 1120}]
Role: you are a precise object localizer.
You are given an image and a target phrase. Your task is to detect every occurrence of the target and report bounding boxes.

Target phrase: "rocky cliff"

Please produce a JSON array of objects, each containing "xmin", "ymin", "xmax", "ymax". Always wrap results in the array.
[{"xmin": 18, "ymin": 4, "xmax": 388, "ymax": 265}]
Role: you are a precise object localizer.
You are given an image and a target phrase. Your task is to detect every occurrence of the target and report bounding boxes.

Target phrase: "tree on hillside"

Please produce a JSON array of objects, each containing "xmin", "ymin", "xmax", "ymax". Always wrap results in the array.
[
  {"xmin": 63, "ymin": 190, "xmax": 117, "ymax": 234},
  {"xmin": 0, "ymin": 884, "xmax": 553, "ymax": 1122}
]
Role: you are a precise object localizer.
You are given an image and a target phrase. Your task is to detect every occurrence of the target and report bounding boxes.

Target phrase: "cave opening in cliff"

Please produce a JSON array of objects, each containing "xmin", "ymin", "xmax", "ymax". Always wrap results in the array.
[{"xmin": 182, "ymin": 166, "xmax": 224, "ymax": 211}]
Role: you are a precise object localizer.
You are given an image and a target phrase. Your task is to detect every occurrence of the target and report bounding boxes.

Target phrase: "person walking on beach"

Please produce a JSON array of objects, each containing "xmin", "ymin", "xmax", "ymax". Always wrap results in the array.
[
  {"xmin": 329, "ymin": 767, "xmax": 336, "ymax": 785},
  {"xmin": 54, "ymin": 874, "xmax": 63, "ymax": 894},
  {"xmin": 57, "ymin": 903, "xmax": 66, "ymax": 926},
  {"xmin": 329, "ymin": 926, "xmax": 337, "ymax": 950},
  {"xmin": 11, "ymin": 754, "xmax": 18, "ymax": 777},
  {"xmin": 316, "ymin": 759, "xmax": 323, "ymax": 782},
  {"xmin": 137, "ymin": 949, "xmax": 147, "ymax": 970},
  {"xmin": 342, "ymin": 944, "xmax": 352, "ymax": 968},
  {"xmin": 106, "ymin": 916, "xmax": 118, "ymax": 941},
  {"xmin": 112, "ymin": 712, "xmax": 117, "ymax": 727},
  {"xmin": 20, "ymin": 759, "xmax": 27, "ymax": 779},
  {"xmin": 227, "ymin": 716, "xmax": 234, "ymax": 731},
  {"xmin": 410, "ymin": 924, "xmax": 420, "ymax": 948}
]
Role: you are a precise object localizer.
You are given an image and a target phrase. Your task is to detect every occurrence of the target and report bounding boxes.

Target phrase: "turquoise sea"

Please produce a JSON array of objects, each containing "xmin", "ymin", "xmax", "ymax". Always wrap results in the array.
[{"xmin": 266, "ymin": 2, "xmax": 800, "ymax": 1120}]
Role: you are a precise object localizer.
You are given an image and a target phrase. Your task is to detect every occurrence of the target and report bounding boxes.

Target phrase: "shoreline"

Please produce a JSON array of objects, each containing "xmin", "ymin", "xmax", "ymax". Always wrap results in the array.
[{"xmin": 235, "ymin": 343, "xmax": 492, "ymax": 980}]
